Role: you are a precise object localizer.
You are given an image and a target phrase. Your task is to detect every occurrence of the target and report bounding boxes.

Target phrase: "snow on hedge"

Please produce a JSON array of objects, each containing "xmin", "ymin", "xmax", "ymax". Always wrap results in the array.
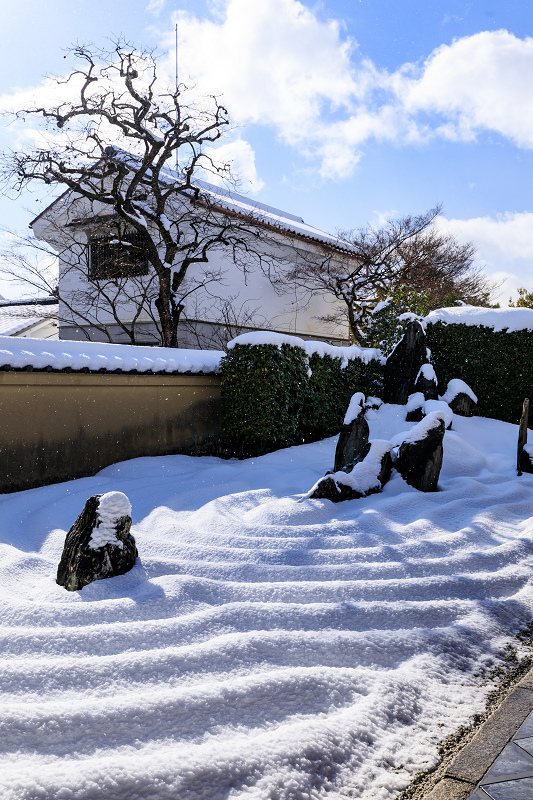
[
  {"xmin": 227, "ymin": 331, "xmax": 385, "ymax": 365},
  {"xmin": 0, "ymin": 335, "xmax": 223, "ymax": 373},
  {"xmin": 424, "ymin": 305, "xmax": 533, "ymax": 332}
]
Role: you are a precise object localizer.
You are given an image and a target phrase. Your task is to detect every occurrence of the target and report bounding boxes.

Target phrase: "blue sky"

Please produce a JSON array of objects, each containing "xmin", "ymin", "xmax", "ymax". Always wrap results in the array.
[{"xmin": 0, "ymin": 0, "xmax": 532, "ymax": 301}]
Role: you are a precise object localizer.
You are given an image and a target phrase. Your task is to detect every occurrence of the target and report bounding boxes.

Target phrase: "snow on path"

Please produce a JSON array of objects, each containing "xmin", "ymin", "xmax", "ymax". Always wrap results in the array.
[{"xmin": 1, "ymin": 406, "xmax": 533, "ymax": 799}]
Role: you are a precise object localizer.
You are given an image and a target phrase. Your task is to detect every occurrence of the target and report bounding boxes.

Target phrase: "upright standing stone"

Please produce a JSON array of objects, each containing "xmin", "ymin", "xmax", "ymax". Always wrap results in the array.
[
  {"xmin": 57, "ymin": 492, "xmax": 137, "ymax": 591},
  {"xmin": 334, "ymin": 392, "xmax": 369, "ymax": 472},
  {"xmin": 517, "ymin": 398, "xmax": 531, "ymax": 475},
  {"xmin": 414, "ymin": 363, "xmax": 438, "ymax": 400},
  {"xmin": 393, "ymin": 412, "xmax": 445, "ymax": 492},
  {"xmin": 383, "ymin": 321, "xmax": 427, "ymax": 405}
]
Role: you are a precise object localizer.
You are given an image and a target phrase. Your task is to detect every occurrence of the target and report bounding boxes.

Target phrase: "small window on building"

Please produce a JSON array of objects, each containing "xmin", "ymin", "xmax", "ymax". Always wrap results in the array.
[{"xmin": 89, "ymin": 232, "xmax": 149, "ymax": 280}]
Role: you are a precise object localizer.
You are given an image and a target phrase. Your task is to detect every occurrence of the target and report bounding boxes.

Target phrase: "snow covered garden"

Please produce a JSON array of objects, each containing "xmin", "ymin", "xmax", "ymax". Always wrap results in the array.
[{"xmin": 2, "ymin": 308, "xmax": 533, "ymax": 798}]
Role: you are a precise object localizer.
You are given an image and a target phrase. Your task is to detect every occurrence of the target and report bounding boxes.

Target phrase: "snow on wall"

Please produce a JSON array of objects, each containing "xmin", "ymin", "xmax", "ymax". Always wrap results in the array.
[
  {"xmin": 424, "ymin": 305, "xmax": 533, "ymax": 332},
  {"xmin": 227, "ymin": 331, "xmax": 385, "ymax": 366},
  {"xmin": 0, "ymin": 336, "xmax": 223, "ymax": 374}
]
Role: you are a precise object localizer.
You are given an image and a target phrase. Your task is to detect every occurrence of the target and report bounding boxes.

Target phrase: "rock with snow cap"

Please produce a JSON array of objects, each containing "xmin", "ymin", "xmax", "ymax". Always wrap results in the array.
[
  {"xmin": 56, "ymin": 491, "xmax": 137, "ymax": 591},
  {"xmin": 440, "ymin": 379, "xmax": 478, "ymax": 417},
  {"xmin": 383, "ymin": 320, "xmax": 427, "ymax": 405},
  {"xmin": 310, "ymin": 439, "xmax": 392, "ymax": 503},
  {"xmin": 414, "ymin": 363, "xmax": 438, "ymax": 401},
  {"xmin": 405, "ymin": 392, "xmax": 425, "ymax": 422},
  {"xmin": 392, "ymin": 411, "xmax": 445, "ymax": 492},
  {"xmin": 333, "ymin": 392, "xmax": 369, "ymax": 472}
]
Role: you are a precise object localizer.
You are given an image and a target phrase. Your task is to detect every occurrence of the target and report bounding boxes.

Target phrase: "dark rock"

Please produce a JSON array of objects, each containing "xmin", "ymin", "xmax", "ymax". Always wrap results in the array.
[
  {"xmin": 519, "ymin": 447, "xmax": 533, "ymax": 475},
  {"xmin": 448, "ymin": 392, "xmax": 477, "ymax": 417},
  {"xmin": 405, "ymin": 392, "xmax": 425, "ymax": 422},
  {"xmin": 57, "ymin": 492, "xmax": 137, "ymax": 591},
  {"xmin": 441, "ymin": 379, "xmax": 478, "ymax": 417},
  {"xmin": 310, "ymin": 440, "xmax": 392, "ymax": 503},
  {"xmin": 394, "ymin": 413, "xmax": 445, "ymax": 492},
  {"xmin": 334, "ymin": 402, "xmax": 370, "ymax": 472},
  {"xmin": 414, "ymin": 363, "xmax": 438, "ymax": 400},
  {"xmin": 424, "ymin": 399, "xmax": 454, "ymax": 430},
  {"xmin": 383, "ymin": 321, "xmax": 427, "ymax": 405}
]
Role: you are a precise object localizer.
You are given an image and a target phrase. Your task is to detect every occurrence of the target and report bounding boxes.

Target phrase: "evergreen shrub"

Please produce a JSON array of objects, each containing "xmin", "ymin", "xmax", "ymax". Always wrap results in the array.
[
  {"xmin": 426, "ymin": 321, "xmax": 533, "ymax": 424},
  {"xmin": 220, "ymin": 342, "xmax": 309, "ymax": 457},
  {"xmin": 221, "ymin": 340, "xmax": 384, "ymax": 457}
]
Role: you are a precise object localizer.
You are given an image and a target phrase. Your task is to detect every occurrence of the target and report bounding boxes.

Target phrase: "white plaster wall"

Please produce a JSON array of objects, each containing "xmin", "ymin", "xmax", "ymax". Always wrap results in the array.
[{"xmin": 33, "ymin": 194, "xmax": 349, "ymax": 343}]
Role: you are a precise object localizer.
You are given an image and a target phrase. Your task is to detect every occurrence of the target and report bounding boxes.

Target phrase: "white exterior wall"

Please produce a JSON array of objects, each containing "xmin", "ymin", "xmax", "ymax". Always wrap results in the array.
[{"xmin": 32, "ymin": 194, "xmax": 350, "ymax": 346}]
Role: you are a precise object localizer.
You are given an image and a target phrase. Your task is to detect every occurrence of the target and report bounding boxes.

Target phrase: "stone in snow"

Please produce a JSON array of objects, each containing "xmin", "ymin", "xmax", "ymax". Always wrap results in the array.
[
  {"xmin": 393, "ymin": 412, "xmax": 445, "ymax": 492},
  {"xmin": 414, "ymin": 363, "xmax": 438, "ymax": 401},
  {"xmin": 448, "ymin": 392, "xmax": 478, "ymax": 417},
  {"xmin": 310, "ymin": 440, "xmax": 392, "ymax": 503},
  {"xmin": 334, "ymin": 398, "xmax": 369, "ymax": 472},
  {"xmin": 441, "ymin": 379, "xmax": 478, "ymax": 417},
  {"xmin": 56, "ymin": 492, "xmax": 137, "ymax": 591},
  {"xmin": 383, "ymin": 321, "xmax": 427, "ymax": 405},
  {"xmin": 519, "ymin": 445, "xmax": 533, "ymax": 475},
  {"xmin": 406, "ymin": 392, "xmax": 425, "ymax": 422}
]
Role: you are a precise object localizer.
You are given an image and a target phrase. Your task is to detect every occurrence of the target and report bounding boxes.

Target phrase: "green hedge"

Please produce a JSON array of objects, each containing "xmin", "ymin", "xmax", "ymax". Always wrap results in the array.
[
  {"xmin": 426, "ymin": 321, "xmax": 533, "ymax": 424},
  {"xmin": 220, "ymin": 341, "xmax": 384, "ymax": 457}
]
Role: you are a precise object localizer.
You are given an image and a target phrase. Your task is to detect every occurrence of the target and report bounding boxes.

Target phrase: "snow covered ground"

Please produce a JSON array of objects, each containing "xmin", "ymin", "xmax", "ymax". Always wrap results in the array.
[{"xmin": 2, "ymin": 405, "xmax": 533, "ymax": 799}]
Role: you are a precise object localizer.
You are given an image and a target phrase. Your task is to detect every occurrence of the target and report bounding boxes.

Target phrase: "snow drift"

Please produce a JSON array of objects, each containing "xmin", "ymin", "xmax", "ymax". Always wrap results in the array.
[{"xmin": 1, "ymin": 405, "xmax": 533, "ymax": 799}]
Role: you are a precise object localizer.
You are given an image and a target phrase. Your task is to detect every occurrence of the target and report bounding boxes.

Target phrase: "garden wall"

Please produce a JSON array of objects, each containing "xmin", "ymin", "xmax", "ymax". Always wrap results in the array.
[{"xmin": 0, "ymin": 337, "xmax": 223, "ymax": 492}]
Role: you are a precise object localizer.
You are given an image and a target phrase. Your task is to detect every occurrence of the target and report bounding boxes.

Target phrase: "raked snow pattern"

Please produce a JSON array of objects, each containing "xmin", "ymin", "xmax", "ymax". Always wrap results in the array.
[{"xmin": 2, "ymin": 405, "xmax": 533, "ymax": 799}]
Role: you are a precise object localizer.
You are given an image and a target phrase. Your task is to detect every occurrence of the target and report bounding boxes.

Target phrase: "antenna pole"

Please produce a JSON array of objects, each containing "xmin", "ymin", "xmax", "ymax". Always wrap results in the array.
[{"xmin": 175, "ymin": 21, "xmax": 179, "ymax": 173}]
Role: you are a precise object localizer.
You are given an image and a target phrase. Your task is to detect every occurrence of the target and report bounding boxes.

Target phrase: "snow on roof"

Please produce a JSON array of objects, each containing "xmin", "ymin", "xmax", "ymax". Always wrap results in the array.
[
  {"xmin": 0, "ymin": 305, "xmax": 57, "ymax": 336},
  {"xmin": 31, "ymin": 148, "xmax": 352, "ymax": 252},
  {"xmin": 185, "ymin": 176, "xmax": 351, "ymax": 250},
  {"xmin": 0, "ymin": 336, "xmax": 223, "ymax": 373},
  {"xmin": 424, "ymin": 305, "xmax": 533, "ymax": 332},
  {"xmin": 227, "ymin": 331, "xmax": 385, "ymax": 365}
]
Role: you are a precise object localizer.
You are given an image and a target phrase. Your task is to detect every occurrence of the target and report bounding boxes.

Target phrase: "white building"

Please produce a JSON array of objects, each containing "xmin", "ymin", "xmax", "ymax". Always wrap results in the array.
[
  {"xmin": 30, "ymin": 174, "xmax": 352, "ymax": 349},
  {"xmin": 0, "ymin": 298, "xmax": 58, "ymax": 340}
]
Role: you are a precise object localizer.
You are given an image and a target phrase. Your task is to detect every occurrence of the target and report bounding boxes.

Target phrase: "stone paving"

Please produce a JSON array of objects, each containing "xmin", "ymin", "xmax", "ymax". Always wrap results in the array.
[
  {"xmin": 425, "ymin": 672, "xmax": 533, "ymax": 799},
  {"xmin": 468, "ymin": 707, "xmax": 533, "ymax": 798}
]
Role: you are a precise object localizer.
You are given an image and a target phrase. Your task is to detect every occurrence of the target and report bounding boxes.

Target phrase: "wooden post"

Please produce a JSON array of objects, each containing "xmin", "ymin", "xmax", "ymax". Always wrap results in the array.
[{"xmin": 517, "ymin": 398, "xmax": 530, "ymax": 475}]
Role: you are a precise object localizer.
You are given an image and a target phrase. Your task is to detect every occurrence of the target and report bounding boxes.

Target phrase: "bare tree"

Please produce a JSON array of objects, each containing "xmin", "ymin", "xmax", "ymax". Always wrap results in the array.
[
  {"xmin": 0, "ymin": 40, "xmax": 279, "ymax": 347},
  {"xmin": 180, "ymin": 293, "xmax": 272, "ymax": 350},
  {"xmin": 283, "ymin": 205, "xmax": 496, "ymax": 344}
]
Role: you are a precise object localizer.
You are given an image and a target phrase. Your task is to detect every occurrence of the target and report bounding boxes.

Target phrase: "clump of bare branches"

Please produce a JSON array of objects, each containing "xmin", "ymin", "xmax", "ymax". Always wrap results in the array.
[
  {"xmin": 0, "ymin": 39, "xmax": 280, "ymax": 347},
  {"xmin": 283, "ymin": 205, "xmax": 496, "ymax": 344}
]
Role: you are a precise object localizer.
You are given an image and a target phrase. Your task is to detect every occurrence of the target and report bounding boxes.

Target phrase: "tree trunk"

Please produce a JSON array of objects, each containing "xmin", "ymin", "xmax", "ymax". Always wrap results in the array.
[{"xmin": 155, "ymin": 268, "xmax": 174, "ymax": 347}]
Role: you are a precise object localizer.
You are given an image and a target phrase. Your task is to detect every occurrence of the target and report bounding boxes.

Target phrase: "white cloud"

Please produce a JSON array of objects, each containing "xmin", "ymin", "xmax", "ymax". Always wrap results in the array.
[
  {"xmin": 147, "ymin": 0, "xmax": 166, "ymax": 16},
  {"xmin": 399, "ymin": 31, "xmax": 533, "ymax": 148},
  {"xmin": 167, "ymin": 4, "xmax": 533, "ymax": 176},
  {"xmin": 437, "ymin": 212, "xmax": 533, "ymax": 303},
  {"xmin": 172, "ymin": 0, "xmax": 360, "ymax": 139},
  {"xmin": 3, "ymin": 4, "xmax": 533, "ymax": 184},
  {"xmin": 204, "ymin": 139, "xmax": 265, "ymax": 193}
]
